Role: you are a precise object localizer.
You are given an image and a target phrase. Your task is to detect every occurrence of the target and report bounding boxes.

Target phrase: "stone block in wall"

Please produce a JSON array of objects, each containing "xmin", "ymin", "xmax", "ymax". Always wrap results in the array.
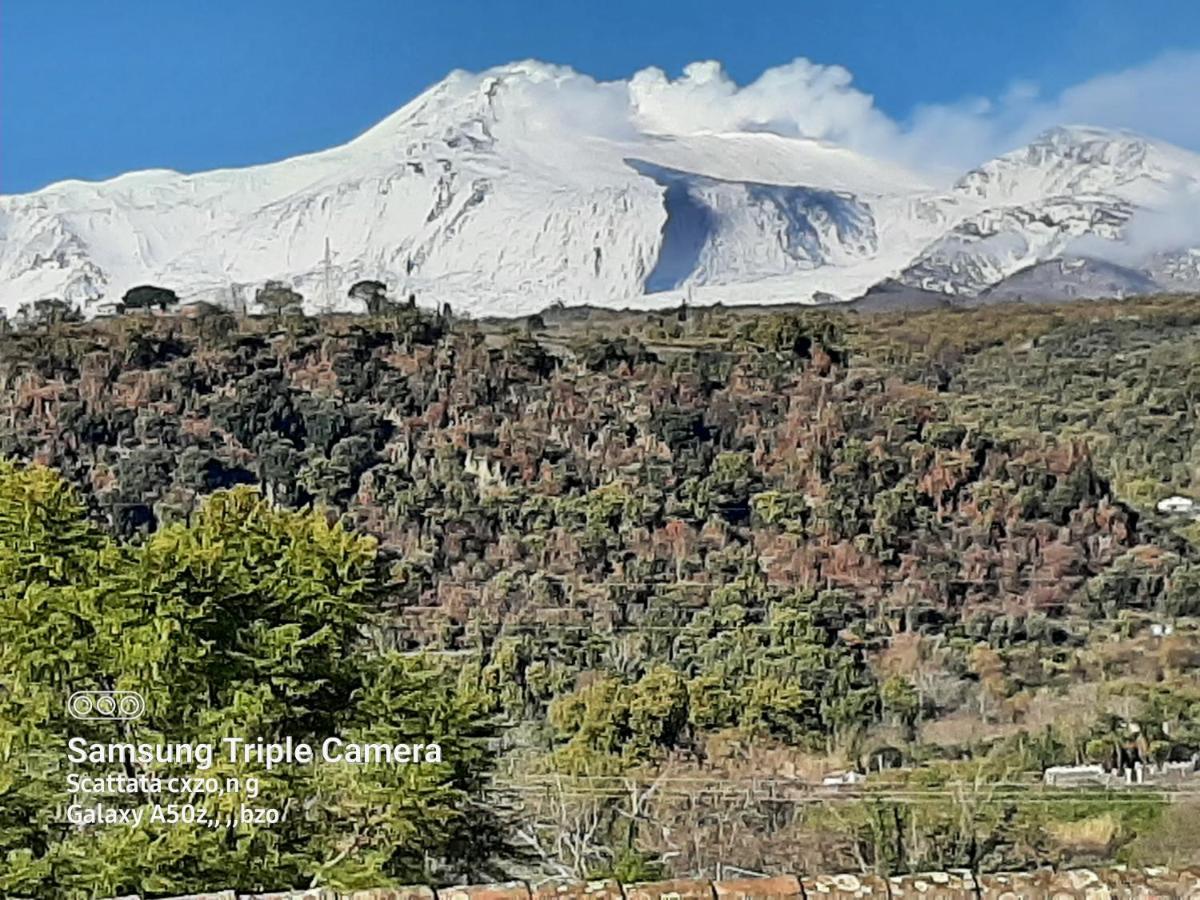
[
  {"xmin": 1091, "ymin": 865, "xmax": 1200, "ymax": 898},
  {"xmin": 530, "ymin": 878, "xmax": 624, "ymax": 900},
  {"xmin": 978, "ymin": 868, "xmax": 1061, "ymax": 900},
  {"xmin": 712, "ymin": 874, "xmax": 803, "ymax": 900},
  {"xmin": 800, "ymin": 873, "xmax": 889, "ymax": 897},
  {"xmin": 624, "ymin": 878, "xmax": 715, "ymax": 900},
  {"xmin": 1004, "ymin": 866, "xmax": 1187, "ymax": 899},
  {"xmin": 341, "ymin": 889, "xmax": 438, "ymax": 900},
  {"xmin": 437, "ymin": 881, "xmax": 531, "ymax": 900},
  {"xmin": 242, "ymin": 891, "xmax": 336, "ymax": 900},
  {"xmin": 1165, "ymin": 866, "xmax": 1200, "ymax": 898},
  {"xmin": 887, "ymin": 870, "xmax": 978, "ymax": 898}
]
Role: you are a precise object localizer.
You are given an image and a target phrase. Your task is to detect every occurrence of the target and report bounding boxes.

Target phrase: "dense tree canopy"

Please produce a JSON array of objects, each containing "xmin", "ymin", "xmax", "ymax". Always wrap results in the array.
[
  {"xmin": 0, "ymin": 462, "xmax": 503, "ymax": 898},
  {"xmin": 1, "ymin": 295, "xmax": 1200, "ymax": 879}
]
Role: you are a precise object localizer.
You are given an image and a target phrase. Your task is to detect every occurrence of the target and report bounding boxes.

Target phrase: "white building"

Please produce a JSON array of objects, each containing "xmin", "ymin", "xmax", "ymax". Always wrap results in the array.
[
  {"xmin": 1157, "ymin": 495, "xmax": 1198, "ymax": 516},
  {"xmin": 822, "ymin": 771, "xmax": 866, "ymax": 786},
  {"xmin": 1043, "ymin": 764, "xmax": 1107, "ymax": 787}
]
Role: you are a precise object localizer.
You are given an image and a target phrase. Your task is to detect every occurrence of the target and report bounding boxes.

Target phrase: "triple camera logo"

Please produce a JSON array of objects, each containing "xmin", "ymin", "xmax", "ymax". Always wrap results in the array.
[{"xmin": 68, "ymin": 690, "xmax": 145, "ymax": 721}]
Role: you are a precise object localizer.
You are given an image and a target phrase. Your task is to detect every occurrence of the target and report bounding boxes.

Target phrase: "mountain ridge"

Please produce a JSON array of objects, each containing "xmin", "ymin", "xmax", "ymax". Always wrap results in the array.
[{"xmin": 2, "ymin": 62, "xmax": 1198, "ymax": 319}]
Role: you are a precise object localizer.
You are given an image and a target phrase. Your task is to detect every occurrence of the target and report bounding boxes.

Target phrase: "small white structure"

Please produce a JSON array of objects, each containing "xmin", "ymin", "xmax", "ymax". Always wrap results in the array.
[
  {"xmin": 1157, "ymin": 495, "xmax": 1198, "ymax": 516},
  {"xmin": 1143, "ymin": 756, "xmax": 1199, "ymax": 783},
  {"xmin": 1043, "ymin": 764, "xmax": 1107, "ymax": 787},
  {"xmin": 91, "ymin": 300, "xmax": 124, "ymax": 319},
  {"xmin": 1045, "ymin": 756, "xmax": 1198, "ymax": 789},
  {"xmin": 822, "ymin": 771, "xmax": 866, "ymax": 786}
]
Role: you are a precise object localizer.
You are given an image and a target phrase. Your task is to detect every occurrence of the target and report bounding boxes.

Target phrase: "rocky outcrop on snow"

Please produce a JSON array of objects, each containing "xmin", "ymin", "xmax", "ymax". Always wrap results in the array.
[{"xmin": 976, "ymin": 255, "xmax": 1161, "ymax": 304}]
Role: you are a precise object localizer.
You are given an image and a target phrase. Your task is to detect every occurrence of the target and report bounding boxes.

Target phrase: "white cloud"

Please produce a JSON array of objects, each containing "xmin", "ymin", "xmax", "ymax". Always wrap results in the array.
[
  {"xmin": 628, "ymin": 58, "xmax": 898, "ymax": 150},
  {"xmin": 1071, "ymin": 189, "xmax": 1200, "ymax": 265},
  {"xmin": 478, "ymin": 50, "xmax": 1200, "ymax": 179},
  {"xmin": 482, "ymin": 61, "xmax": 641, "ymax": 142},
  {"xmin": 897, "ymin": 50, "xmax": 1200, "ymax": 173},
  {"xmin": 1040, "ymin": 51, "xmax": 1200, "ymax": 150}
]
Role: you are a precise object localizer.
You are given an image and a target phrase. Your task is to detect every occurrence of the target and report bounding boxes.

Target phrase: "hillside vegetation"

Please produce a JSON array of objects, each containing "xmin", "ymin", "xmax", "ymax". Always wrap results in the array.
[{"xmin": 2, "ymin": 296, "xmax": 1200, "ymax": 890}]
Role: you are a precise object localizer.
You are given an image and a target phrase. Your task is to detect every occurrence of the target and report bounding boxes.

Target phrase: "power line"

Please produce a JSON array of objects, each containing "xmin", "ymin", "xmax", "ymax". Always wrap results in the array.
[
  {"xmin": 489, "ymin": 779, "xmax": 1200, "ymax": 804},
  {"xmin": 392, "ymin": 613, "xmax": 1182, "ymax": 635},
  {"xmin": 322, "ymin": 237, "xmax": 334, "ymax": 315}
]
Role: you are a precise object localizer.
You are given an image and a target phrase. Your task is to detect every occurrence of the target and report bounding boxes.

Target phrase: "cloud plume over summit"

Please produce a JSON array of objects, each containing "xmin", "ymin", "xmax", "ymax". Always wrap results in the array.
[
  {"xmin": 628, "ymin": 59, "xmax": 897, "ymax": 148},
  {"xmin": 475, "ymin": 50, "xmax": 1200, "ymax": 181}
]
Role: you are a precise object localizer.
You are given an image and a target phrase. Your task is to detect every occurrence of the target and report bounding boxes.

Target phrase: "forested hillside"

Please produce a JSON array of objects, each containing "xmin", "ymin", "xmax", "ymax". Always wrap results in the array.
[{"xmin": 2, "ymin": 296, "xmax": 1200, "ymax": 887}]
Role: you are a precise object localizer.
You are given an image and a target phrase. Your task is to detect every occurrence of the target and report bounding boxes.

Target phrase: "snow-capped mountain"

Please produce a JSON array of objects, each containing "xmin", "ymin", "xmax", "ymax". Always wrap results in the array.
[
  {"xmin": 889, "ymin": 127, "xmax": 1200, "ymax": 297},
  {"xmin": 2, "ymin": 62, "xmax": 1199, "ymax": 320}
]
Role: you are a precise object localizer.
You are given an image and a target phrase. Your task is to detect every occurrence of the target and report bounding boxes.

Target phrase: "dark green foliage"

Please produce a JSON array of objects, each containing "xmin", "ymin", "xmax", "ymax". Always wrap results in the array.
[
  {"xmin": 122, "ymin": 284, "xmax": 179, "ymax": 312},
  {"xmin": 0, "ymin": 463, "xmax": 505, "ymax": 897},
  {"xmin": 22, "ymin": 297, "xmax": 82, "ymax": 326},
  {"xmin": 572, "ymin": 335, "xmax": 657, "ymax": 371},
  {"xmin": 349, "ymin": 279, "xmax": 390, "ymax": 314},
  {"xmin": 255, "ymin": 280, "xmax": 304, "ymax": 316}
]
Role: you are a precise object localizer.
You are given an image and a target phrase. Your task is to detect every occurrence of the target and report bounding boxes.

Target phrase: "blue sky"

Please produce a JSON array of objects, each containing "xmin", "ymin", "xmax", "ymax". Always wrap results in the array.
[{"xmin": 3, "ymin": 0, "xmax": 1200, "ymax": 193}]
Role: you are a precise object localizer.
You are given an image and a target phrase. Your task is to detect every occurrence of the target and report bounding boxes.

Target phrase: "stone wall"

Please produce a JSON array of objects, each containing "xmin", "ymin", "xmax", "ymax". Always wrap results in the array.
[{"xmin": 99, "ymin": 867, "xmax": 1200, "ymax": 900}]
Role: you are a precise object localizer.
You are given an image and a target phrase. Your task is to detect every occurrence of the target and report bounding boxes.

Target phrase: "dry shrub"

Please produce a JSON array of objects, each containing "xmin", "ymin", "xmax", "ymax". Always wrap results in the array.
[
  {"xmin": 1124, "ymin": 802, "xmax": 1200, "ymax": 867},
  {"xmin": 1048, "ymin": 813, "xmax": 1121, "ymax": 854},
  {"xmin": 699, "ymin": 729, "xmax": 847, "ymax": 781}
]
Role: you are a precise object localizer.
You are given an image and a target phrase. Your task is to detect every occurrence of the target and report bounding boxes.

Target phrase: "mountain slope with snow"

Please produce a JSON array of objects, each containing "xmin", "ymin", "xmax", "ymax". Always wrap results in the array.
[{"xmin": 2, "ymin": 62, "xmax": 1199, "ymax": 319}]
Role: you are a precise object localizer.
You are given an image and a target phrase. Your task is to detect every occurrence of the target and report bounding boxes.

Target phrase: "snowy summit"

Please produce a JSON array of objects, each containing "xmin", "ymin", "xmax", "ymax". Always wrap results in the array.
[{"xmin": 2, "ymin": 60, "xmax": 1200, "ymax": 319}]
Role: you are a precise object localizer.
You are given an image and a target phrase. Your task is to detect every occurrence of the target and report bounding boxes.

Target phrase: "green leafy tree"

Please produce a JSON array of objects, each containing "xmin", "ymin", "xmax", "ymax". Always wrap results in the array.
[
  {"xmin": 349, "ymin": 279, "xmax": 391, "ymax": 315},
  {"xmin": 0, "ymin": 462, "xmax": 504, "ymax": 898},
  {"xmin": 256, "ymin": 280, "xmax": 305, "ymax": 318},
  {"xmin": 626, "ymin": 666, "xmax": 690, "ymax": 758},
  {"xmin": 881, "ymin": 675, "xmax": 921, "ymax": 735}
]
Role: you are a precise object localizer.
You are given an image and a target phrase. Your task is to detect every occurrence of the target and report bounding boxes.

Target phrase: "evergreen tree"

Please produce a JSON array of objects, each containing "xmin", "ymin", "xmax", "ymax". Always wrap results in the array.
[
  {"xmin": 0, "ymin": 463, "xmax": 505, "ymax": 898},
  {"xmin": 122, "ymin": 284, "xmax": 179, "ymax": 313}
]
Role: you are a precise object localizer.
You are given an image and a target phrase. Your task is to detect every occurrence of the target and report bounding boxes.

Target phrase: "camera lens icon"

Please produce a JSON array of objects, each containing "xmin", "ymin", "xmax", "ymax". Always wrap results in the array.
[
  {"xmin": 68, "ymin": 691, "xmax": 145, "ymax": 721},
  {"xmin": 69, "ymin": 694, "xmax": 95, "ymax": 718}
]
